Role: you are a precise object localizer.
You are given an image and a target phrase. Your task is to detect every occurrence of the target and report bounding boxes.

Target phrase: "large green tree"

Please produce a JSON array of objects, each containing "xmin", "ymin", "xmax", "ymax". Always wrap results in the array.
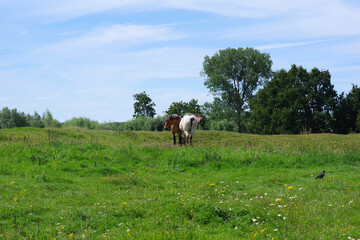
[
  {"xmin": 333, "ymin": 84, "xmax": 360, "ymax": 133},
  {"xmin": 165, "ymin": 99, "xmax": 202, "ymax": 116},
  {"xmin": 249, "ymin": 65, "xmax": 337, "ymax": 134},
  {"xmin": 201, "ymin": 47, "xmax": 272, "ymax": 132},
  {"xmin": 133, "ymin": 91, "xmax": 156, "ymax": 118}
]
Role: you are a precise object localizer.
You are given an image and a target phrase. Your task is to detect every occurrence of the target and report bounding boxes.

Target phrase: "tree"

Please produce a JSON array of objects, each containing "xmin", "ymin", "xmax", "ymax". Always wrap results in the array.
[
  {"xmin": 42, "ymin": 109, "xmax": 60, "ymax": 128},
  {"xmin": 333, "ymin": 84, "xmax": 360, "ymax": 133},
  {"xmin": 29, "ymin": 111, "xmax": 44, "ymax": 128},
  {"xmin": 201, "ymin": 47, "xmax": 272, "ymax": 132},
  {"xmin": 133, "ymin": 91, "xmax": 156, "ymax": 118},
  {"xmin": 165, "ymin": 99, "xmax": 202, "ymax": 116},
  {"xmin": 249, "ymin": 65, "xmax": 337, "ymax": 134}
]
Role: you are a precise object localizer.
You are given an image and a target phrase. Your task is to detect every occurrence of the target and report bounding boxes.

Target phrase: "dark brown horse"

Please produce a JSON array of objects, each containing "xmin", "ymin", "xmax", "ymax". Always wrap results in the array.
[{"xmin": 164, "ymin": 114, "xmax": 183, "ymax": 145}]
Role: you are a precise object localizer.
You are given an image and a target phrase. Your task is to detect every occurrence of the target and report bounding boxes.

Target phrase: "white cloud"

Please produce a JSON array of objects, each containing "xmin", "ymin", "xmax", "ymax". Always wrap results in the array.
[
  {"xmin": 256, "ymin": 40, "xmax": 332, "ymax": 50},
  {"xmin": 40, "ymin": 24, "xmax": 185, "ymax": 53}
]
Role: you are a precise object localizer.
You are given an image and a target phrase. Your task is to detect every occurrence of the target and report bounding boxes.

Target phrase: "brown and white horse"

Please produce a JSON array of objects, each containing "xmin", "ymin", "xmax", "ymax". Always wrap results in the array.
[{"xmin": 164, "ymin": 114, "xmax": 183, "ymax": 145}]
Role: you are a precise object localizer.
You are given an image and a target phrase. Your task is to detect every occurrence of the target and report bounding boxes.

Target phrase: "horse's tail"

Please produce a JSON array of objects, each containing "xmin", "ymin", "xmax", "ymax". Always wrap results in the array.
[{"xmin": 190, "ymin": 117, "xmax": 195, "ymax": 128}]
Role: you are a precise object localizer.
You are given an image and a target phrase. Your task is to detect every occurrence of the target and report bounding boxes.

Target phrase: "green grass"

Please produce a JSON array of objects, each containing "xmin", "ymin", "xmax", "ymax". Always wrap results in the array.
[{"xmin": 0, "ymin": 127, "xmax": 359, "ymax": 239}]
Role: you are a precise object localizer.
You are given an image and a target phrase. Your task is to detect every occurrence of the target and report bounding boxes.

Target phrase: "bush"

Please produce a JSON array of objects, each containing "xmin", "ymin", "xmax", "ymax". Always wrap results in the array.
[{"xmin": 209, "ymin": 119, "xmax": 238, "ymax": 132}]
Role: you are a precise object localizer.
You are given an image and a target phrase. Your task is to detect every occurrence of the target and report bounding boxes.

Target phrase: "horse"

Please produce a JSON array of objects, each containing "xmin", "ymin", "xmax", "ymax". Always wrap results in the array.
[
  {"xmin": 184, "ymin": 113, "xmax": 203, "ymax": 127},
  {"xmin": 179, "ymin": 114, "xmax": 203, "ymax": 145},
  {"xmin": 164, "ymin": 114, "xmax": 183, "ymax": 145}
]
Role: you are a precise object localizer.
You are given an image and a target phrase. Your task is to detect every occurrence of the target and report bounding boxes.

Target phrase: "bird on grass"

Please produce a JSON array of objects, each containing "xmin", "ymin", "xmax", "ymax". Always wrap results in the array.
[{"xmin": 315, "ymin": 170, "xmax": 325, "ymax": 179}]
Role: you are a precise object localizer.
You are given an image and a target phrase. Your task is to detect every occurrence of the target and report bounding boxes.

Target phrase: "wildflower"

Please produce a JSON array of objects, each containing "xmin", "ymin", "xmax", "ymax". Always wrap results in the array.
[
  {"xmin": 275, "ymin": 198, "xmax": 282, "ymax": 202},
  {"xmin": 261, "ymin": 228, "xmax": 266, "ymax": 233},
  {"xmin": 234, "ymin": 226, "xmax": 238, "ymax": 230},
  {"xmin": 252, "ymin": 218, "xmax": 257, "ymax": 222},
  {"xmin": 288, "ymin": 186, "xmax": 294, "ymax": 190},
  {"xmin": 273, "ymin": 229, "xmax": 278, "ymax": 231},
  {"xmin": 278, "ymin": 214, "xmax": 282, "ymax": 217},
  {"xmin": 210, "ymin": 183, "xmax": 215, "ymax": 186},
  {"xmin": 221, "ymin": 190, "xmax": 225, "ymax": 194},
  {"xmin": 122, "ymin": 202, "xmax": 127, "ymax": 205}
]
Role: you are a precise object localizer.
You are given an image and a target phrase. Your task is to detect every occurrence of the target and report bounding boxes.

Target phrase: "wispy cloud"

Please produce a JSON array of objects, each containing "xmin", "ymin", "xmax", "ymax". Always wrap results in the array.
[
  {"xmin": 40, "ymin": 24, "xmax": 185, "ymax": 53},
  {"xmin": 256, "ymin": 39, "xmax": 336, "ymax": 50}
]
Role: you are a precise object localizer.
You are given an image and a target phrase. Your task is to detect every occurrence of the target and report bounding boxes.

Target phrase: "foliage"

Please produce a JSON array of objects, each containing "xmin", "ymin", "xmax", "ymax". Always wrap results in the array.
[
  {"xmin": 118, "ymin": 116, "xmax": 164, "ymax": 131},
  {"xmin": 42, "ymin": 109, "xmax": 61, "ymax": 128},
  {"xmin": 202, "ymin": 47, "xmax": 272, "ymax": 132},
  {"xmin": 249, "ymin": 65, "xmax": 337, "ymax": 134},
  {"xmin": 165, "ymin": 99, "xmax": 202, "ymax": 116},
  {"xmin": 0, "ymin": 107, "xmax": 58, "ymax": 129},
  {"xmin": 209, "ymin": 118, "xmax": 238, "ymax": 132},
  {"xmin": 63, "ymin": 117, "xmax": 100, "ymax": 129},
  {"xmin": 333, "ymin": 84, "xmax": 360, "ymax": 133},
  {"xmin": 133, "ymin": 91, "xmax": 156, "ymax": 118},
  {"xmin": 0, "ymin": 128, "xmax": 359, "ymax": 239}
]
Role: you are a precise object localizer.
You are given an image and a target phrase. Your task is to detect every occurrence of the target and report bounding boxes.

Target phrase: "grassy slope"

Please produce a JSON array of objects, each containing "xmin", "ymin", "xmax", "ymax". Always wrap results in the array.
[{"xmin": 0, "ymin": 128, "xmax": 359, "ymax": 239}]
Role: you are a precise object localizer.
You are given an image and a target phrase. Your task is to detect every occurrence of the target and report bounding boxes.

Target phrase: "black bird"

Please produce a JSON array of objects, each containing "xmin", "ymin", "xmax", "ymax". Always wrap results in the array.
[{"xmin": 315, "ymin": 170, "xmax": 325, "ymax": 179}]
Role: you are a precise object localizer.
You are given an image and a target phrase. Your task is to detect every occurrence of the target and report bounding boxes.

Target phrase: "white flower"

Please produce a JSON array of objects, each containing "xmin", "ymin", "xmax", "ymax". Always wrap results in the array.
[
  {"xmin": 273, "ymin": 229, "xmax": 278, "ymax": 231},
  {"xmin": 234, "ymin": 226, "xmax": 238, "ymax": 230},
  {"xmin": 278, "ymin": 214, "xmax": 281, "ymax": 217},
  {"xmin": 252, "ymin": 218, "xmax": 257, "ymax": 222}
]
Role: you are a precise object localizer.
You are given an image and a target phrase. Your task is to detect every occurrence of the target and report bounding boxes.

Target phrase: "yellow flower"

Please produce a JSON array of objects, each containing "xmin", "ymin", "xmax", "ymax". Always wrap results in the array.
[
  {"xmin": 288, "ymin": 186, "xmax": 294, "ymax": 190},
  {"xmin": 122, "ymin": 202, "xmax": 127, "ymax": 205},
  {"xmin": 261, "ymin": 228, "xmax": 267, "ymax": 233},
  {"xmin": 275, "ymin": 198, "xmax": 282, "ymax": 201},
  {"xmin": 210, "ymin": 183, "xmax": 215, "ymax": 186},
  {"xmin": 221, "ymin": 190, "xmax": 225, "ymax": 194}
]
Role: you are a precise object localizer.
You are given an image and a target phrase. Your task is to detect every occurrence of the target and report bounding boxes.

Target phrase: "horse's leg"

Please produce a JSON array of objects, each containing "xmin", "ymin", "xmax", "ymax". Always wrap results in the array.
[
  {"xmin": 178, "ymin": 134, "xmax": 182, "ymax": 146},
  {"xmin": 190, "ymin": 134, "xmax": 193, "ymax": 146},
  {"xmin": 172, "ymin": 133, "xmax": 176, "ymax": 145}
]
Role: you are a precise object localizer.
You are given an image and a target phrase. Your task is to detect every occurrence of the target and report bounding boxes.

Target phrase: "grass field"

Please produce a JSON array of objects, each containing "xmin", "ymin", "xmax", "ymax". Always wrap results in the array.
[{"xmin": 0, "ymin": 127, "xmax": 359, "ymax": 239}]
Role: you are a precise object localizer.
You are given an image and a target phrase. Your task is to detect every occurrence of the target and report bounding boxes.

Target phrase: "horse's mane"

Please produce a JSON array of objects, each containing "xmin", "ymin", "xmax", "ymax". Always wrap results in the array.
[
  {"xmin": 166, "ymin": 114, "xmax": 181, "ymax": 121},
  {"xmin": 171, "ymin": 114, "xmax": 181, "ymax": 119}
]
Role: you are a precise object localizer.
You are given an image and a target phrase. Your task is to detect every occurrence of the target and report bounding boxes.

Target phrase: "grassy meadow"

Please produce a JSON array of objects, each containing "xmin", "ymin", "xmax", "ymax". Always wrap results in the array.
[{"xmin": 0, "ymin": 127, "xmax": 359, "ymax": 239}]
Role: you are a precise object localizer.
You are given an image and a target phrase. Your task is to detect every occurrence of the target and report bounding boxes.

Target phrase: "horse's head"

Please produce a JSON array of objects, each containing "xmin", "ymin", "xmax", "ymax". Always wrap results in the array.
[
  {"xmin": 195, "ymin": 114, "xmax": 203, "ymax": 124},
  {"xmin": 164, "ymin": 115, "xmax": 172, "ymax": 129},
  {"xmin": 164, "ymin": 114, "xmax": 181, "ymax": 129}
]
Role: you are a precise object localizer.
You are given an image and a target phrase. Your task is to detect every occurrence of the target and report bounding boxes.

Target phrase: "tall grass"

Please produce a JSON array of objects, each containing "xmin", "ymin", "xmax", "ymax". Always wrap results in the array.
[{"xmin": 0, "ymin": 128, "xmax": 359, "ymax": 239}]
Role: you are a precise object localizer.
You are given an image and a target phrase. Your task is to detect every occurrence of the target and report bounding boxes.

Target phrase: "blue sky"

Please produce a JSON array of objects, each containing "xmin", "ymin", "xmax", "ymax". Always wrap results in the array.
[{"xmin": 1, "ymin": 0, "xmax": 359, "ymax": 122}]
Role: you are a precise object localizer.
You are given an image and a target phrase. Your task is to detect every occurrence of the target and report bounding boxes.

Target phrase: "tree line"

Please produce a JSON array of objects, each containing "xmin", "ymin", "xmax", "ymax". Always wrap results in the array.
[
  {"xmin": 0, "ymin": 108, "xmax": 60, "ymax": 129},
  {"xmin": 132, "ymin": 48, "xmax": 360, "ymax": 134},
  {"xmin": 1, "ymin": 47, "xmax": 359, "ymax": 134}
]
